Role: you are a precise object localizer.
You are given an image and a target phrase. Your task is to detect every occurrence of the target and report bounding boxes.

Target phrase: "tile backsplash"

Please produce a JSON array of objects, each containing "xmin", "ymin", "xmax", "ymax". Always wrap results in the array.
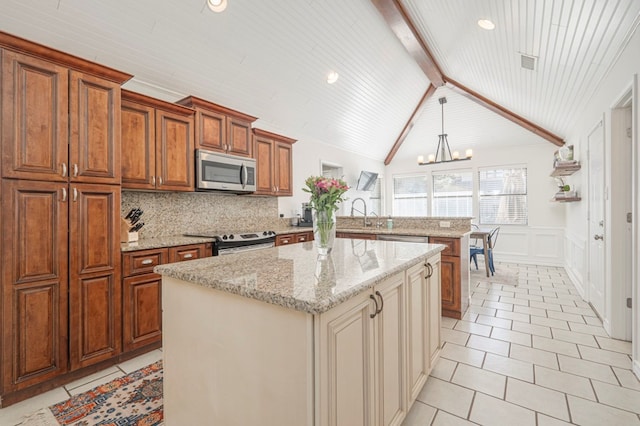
[{"xmin": 121, "ymin": 191, "xmax": 280, "ymax": 238}]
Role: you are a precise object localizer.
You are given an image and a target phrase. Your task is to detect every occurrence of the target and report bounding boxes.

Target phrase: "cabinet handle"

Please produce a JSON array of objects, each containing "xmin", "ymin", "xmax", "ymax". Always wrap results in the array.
[
  {"xmin": 152, "ymin": 176, "xmax": 156, "ymax": 186},
  {"xmin": 141, "ymin": 259, "xmax": 153, "ymax": 265},
  {"xmin": 282, "ymin": 239, "xmax": 289, "ymax": 244},
  {"xmin": 73, "ymin": 163, "xmax": 78, "ymax": 177},
  {"xmin": 183, "ymin": 253, "xmax": 193, "ymax": 259},
  {"xmin": 369, "ymin": 294, "xmax": 379, "ymax": 319},
  {"xmin": 375, "ymin": 291, "xmax": 384, "ymax": 315},
  {"xmin": 61, "ymin": 163, "xmax": 67, "ymax": 177},
  {"xmin": 159, "ymin": 176, "xmax": 163, "ymax": 185},
  {"xmin": 61, "ymin": 188, "xmax": 67, "ymax": 202},
  {"xmin": 425, "ymin": 262, "xmax": 433, "ymax": 278},
  {"xmin": 72, "ymin": 188, "xmax": 78, "ymax": 202}
]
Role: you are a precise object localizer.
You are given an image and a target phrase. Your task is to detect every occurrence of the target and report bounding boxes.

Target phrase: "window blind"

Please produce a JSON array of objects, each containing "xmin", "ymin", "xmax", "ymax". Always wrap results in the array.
[
  {"xmin": 393, "ymin": 175, "xmax": 428, "ymax": 216},
  {"xmin": 432, "ymin": 170, "xmax": 473, "ymax": 217},
  {"xmin": 478, "ymin": 167, "xmax": 528, "ymax": 225}
]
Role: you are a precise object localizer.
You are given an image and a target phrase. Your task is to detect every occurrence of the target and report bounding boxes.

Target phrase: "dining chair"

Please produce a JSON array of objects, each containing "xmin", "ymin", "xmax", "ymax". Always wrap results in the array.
[{"xmin": 470, "ymin": 227, "xmax": 500, "ymax": 275}]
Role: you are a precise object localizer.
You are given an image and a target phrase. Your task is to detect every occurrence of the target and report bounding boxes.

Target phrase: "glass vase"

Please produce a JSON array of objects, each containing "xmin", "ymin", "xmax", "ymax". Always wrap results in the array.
[{"xmin": 313, "ymin": 209, "xmax": 336, "ymax": 255}]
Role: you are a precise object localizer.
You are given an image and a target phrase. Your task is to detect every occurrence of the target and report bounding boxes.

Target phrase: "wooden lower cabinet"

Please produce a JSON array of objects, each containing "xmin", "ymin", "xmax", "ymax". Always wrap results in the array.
[
  {"xmin": 276, "ymin": 231, "xmax": 313, "ymax": 246},
  {"xmin": 69, "ymin": 184, "xmax": 121, "ymax": 370},
  {"xmin": 122, "ymin": 243, "xmax": 210, "ymax": 352},
  {"xmin": 1, "ymin": 180, "xmax": 69, "ymax": 393},
  {"xmin": 429, "ymin": 236, "xmax": 469, "ymax": 319},
  {"xmin": 1, "ymin": 179, "xmax": 121, "ymax": 402}
]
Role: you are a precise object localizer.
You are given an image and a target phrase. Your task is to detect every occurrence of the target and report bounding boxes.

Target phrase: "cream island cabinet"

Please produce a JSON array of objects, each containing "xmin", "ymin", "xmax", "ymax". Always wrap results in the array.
[{"xmin": 156, "ymin": 239, "xmax": 444, "ymax": 426}]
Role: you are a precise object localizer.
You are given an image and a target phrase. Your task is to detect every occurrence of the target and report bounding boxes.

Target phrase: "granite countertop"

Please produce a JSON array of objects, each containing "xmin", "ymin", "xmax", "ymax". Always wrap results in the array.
[
  {"xmin": 335, "ymin": 227, "xmax": 469, "ymax": 238},
  {"xmin": 121, "ymin": 235, "xmax": 216, "ymax": 252},
  {"xmin": 155, "ymin": 239, "xmax": 444, "ymax": 315}
]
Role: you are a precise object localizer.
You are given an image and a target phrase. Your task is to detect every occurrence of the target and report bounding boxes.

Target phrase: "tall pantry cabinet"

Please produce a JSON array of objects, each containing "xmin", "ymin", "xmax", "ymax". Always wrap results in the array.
[{"xmin": 0, "ymin": 32, "xmax": 131, "ymax": 405}]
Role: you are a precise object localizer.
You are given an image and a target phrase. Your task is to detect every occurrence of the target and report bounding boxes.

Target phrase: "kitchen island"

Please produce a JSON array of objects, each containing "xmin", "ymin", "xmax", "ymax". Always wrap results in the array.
[{"xmin": 155, "ymin": 239, "xmax": 444, "ymax": 426}]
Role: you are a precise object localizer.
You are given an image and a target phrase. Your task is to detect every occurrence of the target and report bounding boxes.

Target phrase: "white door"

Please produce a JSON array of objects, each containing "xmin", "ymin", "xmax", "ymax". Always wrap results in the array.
[{"xmin": 588, "ymin": 121, "xmax": 606, "ymax": 318}]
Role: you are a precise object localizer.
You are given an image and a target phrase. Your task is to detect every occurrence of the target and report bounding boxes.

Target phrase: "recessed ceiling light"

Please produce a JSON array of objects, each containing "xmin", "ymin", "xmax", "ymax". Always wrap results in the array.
[
  {"xmin": 207, "ymin": 0, "xmax": 227, "ymax": 13},
  {"xmin": 477, "ymin": 19, "xmax": 495, "ymax": 30},
  {"xmin": 327, "ymin": 71, "xmax": 339, "ymax": 84}
]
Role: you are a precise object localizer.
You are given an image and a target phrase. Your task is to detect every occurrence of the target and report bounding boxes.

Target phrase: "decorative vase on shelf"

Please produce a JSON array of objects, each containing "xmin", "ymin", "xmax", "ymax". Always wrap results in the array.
[{"xmin": 313, "ymin": 209, "xmax": 336, "ymax": 255}]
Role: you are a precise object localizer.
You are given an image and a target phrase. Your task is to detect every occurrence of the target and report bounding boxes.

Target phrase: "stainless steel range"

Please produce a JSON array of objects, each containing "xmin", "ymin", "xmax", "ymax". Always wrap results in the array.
[{"xmin": 184, "ymin": 230, "xmax": 276, "ymax": 256}]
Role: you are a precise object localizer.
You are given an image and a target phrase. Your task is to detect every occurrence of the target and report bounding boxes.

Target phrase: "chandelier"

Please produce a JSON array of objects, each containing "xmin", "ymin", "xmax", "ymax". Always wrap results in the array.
[{"xmin": 418, "ymin": 97, "xmax": 472, "ymax": 165}]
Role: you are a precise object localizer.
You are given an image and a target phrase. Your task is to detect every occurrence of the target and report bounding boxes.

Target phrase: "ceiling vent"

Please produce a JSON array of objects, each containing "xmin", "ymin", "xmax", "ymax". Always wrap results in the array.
[{"xmin": 521, "ymin": 54, "xmax": 537, "ymax": 71}]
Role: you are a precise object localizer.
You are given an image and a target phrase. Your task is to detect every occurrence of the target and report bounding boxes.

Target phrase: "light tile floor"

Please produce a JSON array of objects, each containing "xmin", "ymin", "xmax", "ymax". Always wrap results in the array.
[
  {"xmin": 0, "ymin": 349, "xmax": 163, "ymax": 425},
  {"xmin": 2, "ymin": 263, "xmax": 639, "ymax": 426},
  {"xmin": 404, "ymin": 262, "xmax": 640, "ymax": 426}
]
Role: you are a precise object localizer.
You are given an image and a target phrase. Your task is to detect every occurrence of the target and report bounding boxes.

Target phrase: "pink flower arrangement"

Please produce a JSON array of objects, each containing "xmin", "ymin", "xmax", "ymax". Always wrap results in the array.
[{"xmin": 303, "ymin": 176, "xmax": 349, "ymax": 214}]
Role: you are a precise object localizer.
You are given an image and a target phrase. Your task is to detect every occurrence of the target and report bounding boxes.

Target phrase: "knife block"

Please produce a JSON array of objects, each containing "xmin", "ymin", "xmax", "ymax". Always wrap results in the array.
[{"xmin": 120, "ymin": 218, "xmax": 139, "ymax": 243}]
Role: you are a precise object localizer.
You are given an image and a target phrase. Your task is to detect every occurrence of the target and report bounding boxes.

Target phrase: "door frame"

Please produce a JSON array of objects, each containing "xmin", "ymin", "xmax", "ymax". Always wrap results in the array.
[
  {"xmin": 608, "ymin": 85, "xmax": 634, "ymax": 341},
  {"xmin": 586, "ymin": 117, "xmax": 606, "ymax": 319},
  {"xmin": 630, "ymin": 74, "xmax": 640, "ymax": 379}
]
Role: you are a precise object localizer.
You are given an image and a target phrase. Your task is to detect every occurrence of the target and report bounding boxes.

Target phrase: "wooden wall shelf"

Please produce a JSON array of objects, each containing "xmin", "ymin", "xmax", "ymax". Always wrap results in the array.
[{"xmin": 550, "ymin": 162, "xmax": 581, "ymax": 176}]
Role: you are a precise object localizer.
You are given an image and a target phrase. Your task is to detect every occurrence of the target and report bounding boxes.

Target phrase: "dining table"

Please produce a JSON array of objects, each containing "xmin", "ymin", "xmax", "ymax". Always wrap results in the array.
[{"xmin": 470, "ymin": 228, "xmax": 492, "ymax": 277}]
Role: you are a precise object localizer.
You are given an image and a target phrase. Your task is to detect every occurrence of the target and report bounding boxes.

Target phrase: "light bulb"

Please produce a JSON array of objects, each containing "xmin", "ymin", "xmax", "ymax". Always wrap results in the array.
[
  {"xmin": 428, "ymin": 154, "xmax": 436, "ymax": 163},
  {"xmin": 465, "ymin": 149, "xmax": 473, "ymax": 159},
  {"xmin": 207, "ymin": 0, "xmax": 227, "ymax": 13},
  {"xmin": 327, "ymin": 71, "xmax": 339, "ymax": 84},
  {"xmin": 452, "ymin": 151, "xmax": 460, "ymax": 160},
  {"xmin": 417, "ymin": 155, "xmax": 425, "ymax": 164}
]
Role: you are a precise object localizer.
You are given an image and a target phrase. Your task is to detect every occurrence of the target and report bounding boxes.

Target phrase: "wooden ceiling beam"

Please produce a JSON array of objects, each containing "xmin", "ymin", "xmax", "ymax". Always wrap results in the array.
[
  {"xmin": 445, "ymin": 78, "xmax": 564, "ymax": 146},
  {"xmin": 370, "ymin": 0, "xmax": 565, "ymax": 157},
  {"xmin": 384, "ymin": 84, "xmax": 437, "ymax": 165},
  {"xmin": 371, "ymin": 0, "xmax": 445, "ymax": 87}
]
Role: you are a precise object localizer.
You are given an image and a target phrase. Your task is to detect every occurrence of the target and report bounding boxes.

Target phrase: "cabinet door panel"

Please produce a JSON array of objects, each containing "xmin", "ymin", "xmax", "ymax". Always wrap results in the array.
[
  {"xmin": 274, "ymin": 142, "xmax": 293, "ymax": 196},
  {"xmin": 227, "ymin": 117, "xmax": 252, "ymax": 157},
  {"xmin": 254, "ymin": 136, "xmax": 274, "ymax": 195},
  {"xmin": 375, "ymin": 274, "xmax": 406, "ymax": 426},
  {"xmin": 196, "ymin": 109, "xmax": 226, "ymax": 152},
  {"xmin": 406, "ymin": 263, "xmax": 428, "ymax": 402},
  {"xmin": 428, "ymin": 261, "xmax": 442, "ymax": 367},
  {"xmin": 318, "ymin": 294, "xmax": 375, "ymax": 426},
  {"xmin": 121, "ymin": 100, "xmax": 156, "ymax": 189},
  {"xmin": 440, "ymin": 256, "xmax": 462, "ymax": 319},
  {"xmin": 123, "ymin": 274, "xmax": 162, "ymax": 351},
  {"xmin": 156, "ymin": 110, "xmax": 194, "ymax": 191},
  {"xmin": 69, "ymin": 184, "xmax": 121, "ymax": 369},
  {"xmin": 69, "ymin": 71, "xmax": 120, "ymax": 184},
  {"xmin": 1, "ymin": 51, "xmax": 68, "ymax": 181},
  {"xmin": 70, "ymin": 273, "xmax": 120, "ymax": 368},
  {"xmin": 1, "ymin": 180, "xmax": 69, "ymax": 391}
]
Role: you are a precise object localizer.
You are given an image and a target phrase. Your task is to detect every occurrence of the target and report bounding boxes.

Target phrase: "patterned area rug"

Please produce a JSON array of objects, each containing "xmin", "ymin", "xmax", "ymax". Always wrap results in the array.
[{"xmin": 19, "ymin": 361, "xmax": 163, "ymax": 426}]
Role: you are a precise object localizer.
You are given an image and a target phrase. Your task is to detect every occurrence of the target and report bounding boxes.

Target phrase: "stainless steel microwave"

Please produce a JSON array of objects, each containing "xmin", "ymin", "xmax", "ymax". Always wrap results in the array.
[{"xmin": 195, "ymin": 149, "xmax": 257, "ymax": 193}]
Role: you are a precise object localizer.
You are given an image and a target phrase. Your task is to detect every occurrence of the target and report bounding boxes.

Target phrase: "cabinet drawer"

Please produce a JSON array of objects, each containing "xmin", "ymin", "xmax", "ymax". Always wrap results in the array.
[
  {"xmin": 336, "ymin": 232, "xmax": 377, "ymax": 240},
  {"xmin": 169, "ymin": 244, "xmax": 207, "ymax": 263},
  {"xmin": 123, "ymin": 248, "xmax": 169, "ymax": 277},
  {"xmin": 428, "ymin": 237, "xmax": 460, "ymax": 257},
  {"xmin": 295, "ymin": 232, "xmax": 313, "ymax": 243},
  {"xmin": 276, "ymin": 234, "xmax": 295, "ymax": 246}
]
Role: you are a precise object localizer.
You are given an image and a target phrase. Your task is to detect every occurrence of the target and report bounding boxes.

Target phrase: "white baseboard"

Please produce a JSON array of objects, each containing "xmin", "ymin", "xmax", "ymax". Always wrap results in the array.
[{"xmin": 565, "ymin": 264, "xmax": 586, "ymax": 299}]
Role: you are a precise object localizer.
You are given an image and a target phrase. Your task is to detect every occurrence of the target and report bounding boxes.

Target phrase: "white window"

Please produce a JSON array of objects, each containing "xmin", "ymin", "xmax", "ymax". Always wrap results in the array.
[
  {"xmin": 478, "ymin": 167, "xmax": 528, "ymax": 225},
  {"xmin": 432, "ymin": 170, "xmax": 473, "ymax": 217},
  {"xmin": 393, "ymin": 175, "xmax": 429, "ymax": 216}
]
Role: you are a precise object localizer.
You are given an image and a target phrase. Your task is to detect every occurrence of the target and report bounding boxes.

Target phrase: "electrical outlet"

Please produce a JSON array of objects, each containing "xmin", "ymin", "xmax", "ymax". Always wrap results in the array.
[{"xmin": 439, "ymin": 221, "xmax": 451, "ymax": 228}]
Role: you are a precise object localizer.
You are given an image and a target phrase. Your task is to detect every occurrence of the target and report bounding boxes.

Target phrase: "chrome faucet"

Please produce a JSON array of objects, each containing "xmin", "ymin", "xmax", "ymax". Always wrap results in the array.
[{"xmin": 350, "ymin": 198, "xmax": 371, "ymax": 226}]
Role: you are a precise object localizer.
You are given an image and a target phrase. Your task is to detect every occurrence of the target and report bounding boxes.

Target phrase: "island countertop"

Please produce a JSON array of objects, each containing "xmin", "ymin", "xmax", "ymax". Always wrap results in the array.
[{"xmin": 155, "ymin": 239, "xmax": 444, "ymax": 314}]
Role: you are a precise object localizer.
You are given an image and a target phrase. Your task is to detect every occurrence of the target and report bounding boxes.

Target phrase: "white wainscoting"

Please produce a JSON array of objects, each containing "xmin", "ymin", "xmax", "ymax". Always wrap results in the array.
[
  {"xmin": 489, "ymin": 226, "xmax": 565, "ymax": 266},
  {"xmin": 564, "ymin": 233, "xmax": 587, "ymax": 298}
]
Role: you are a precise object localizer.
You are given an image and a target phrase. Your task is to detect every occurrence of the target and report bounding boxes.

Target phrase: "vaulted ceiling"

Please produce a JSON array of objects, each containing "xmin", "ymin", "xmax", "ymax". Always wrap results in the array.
[{"xmin": 1, "ymin": 0, "xmax": 639, "ymax": 164}]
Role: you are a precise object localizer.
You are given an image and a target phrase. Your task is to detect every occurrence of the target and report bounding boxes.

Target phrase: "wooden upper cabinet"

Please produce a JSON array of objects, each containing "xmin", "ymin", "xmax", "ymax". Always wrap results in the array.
[
  {"xmin": 1, "ymin": 180, "xmax": 69, "ymax": 392},
  {"xmin": 121, "ymin": 98, "xmax": 156, "ymax": 189},
  {"xmin": 156, "ymin": 109, "xmax": 194, "ymax": 191},
  {"xmin": 177, "ymin": 96, "xmax": 257, "ymax": 157},
  {"xmin": 253, "ymin": 128, "xmax": 296, "ymax": 196},
  {"xmin": 68, "ymin": 183, "xmax": 121, "ymax": 369},
  {"xmin": 1, "ymin": 50, "xmax": 69, "ymax": 181},
  {"xmin": 69, "ymin": 71, "xmax": 121, "ymax": 184},
  {"xmin": 121, "ymin": 90, "xmax": 194, "ymax": 191}
]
